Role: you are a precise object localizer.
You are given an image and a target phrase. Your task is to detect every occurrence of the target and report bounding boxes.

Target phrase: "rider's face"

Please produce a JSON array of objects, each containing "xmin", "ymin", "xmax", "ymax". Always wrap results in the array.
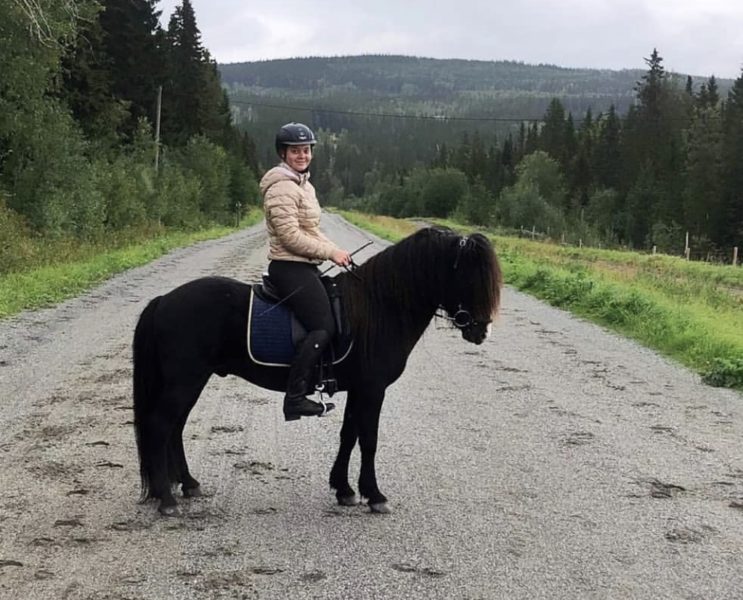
[{"xmin": 284, "ymin": 145, "xmax": 313, "ymax": 172}]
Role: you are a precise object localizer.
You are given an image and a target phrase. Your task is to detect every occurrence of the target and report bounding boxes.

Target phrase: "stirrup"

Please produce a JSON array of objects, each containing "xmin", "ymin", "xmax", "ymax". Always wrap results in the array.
[{"xmin": 283, "ymin": 396, "xmax": 336, "ymax": 421}]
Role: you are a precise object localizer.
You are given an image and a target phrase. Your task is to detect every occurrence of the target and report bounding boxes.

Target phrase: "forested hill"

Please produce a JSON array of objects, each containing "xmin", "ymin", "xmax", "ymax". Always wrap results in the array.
[
  {"xmin": 219, "ymin": 54, "xmax": 730, "ymax": 115},
  {"xmin": 220, "ymin": 54, "xmax": 649, "ymax": 96}
]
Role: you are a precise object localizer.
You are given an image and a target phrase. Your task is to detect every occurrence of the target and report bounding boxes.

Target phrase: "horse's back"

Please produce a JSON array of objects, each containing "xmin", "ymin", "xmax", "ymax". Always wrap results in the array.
[{"xmin": 152, "ymin": 276, "xmax": 252, "ymax": 373}]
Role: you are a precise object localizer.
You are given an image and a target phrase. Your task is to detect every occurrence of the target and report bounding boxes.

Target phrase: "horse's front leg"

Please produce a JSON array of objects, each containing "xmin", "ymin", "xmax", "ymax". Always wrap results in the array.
[
  {"xmin": 329, "ymin": 392, "xmax": 360, "ymax": 506},
  {"xmin": 356, "ymin": 388, "xmax": 389, "ymax": 513}
]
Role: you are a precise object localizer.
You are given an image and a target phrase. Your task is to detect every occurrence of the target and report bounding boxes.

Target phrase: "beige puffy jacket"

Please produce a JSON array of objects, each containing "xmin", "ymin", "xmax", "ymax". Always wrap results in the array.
[{"xmin": 260, "ymin": 164, "xmax": 337, "ymax": 264}]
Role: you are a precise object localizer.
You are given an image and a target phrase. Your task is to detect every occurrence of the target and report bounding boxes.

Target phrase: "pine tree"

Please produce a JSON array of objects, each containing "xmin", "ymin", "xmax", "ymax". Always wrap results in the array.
[
  {"xmin": 563, "ymin": 113, "xmax": 577, "ymax": 168},
  {"xmin": 719, "ymin": 70, "xmax": 743, "ymax": 246},
  {"xmin": 452, "ymin": 132, "xmax": 471, "ymax": 174},
  {"xmin": 59, "ymin": 8, "xmax": 125, "ymax": 141},
  {"xmin": 539, "ymin": 98, "xmax": 566, "ymax": 163},
  {"xmin": 484, "ymin": 142, "xmax": 503, "ymax": 196},
  {"xmin": 518, "ymin": 122, "xmax": 526, "ymax": 156},
  {"xmin": 683, "ymin": 104, "xmax": 722, "ymax": 242},
  {"xmin": 501, "ymin": 134, "xmax": 516, "ymax": 186},
  {"xmin": 524, "ymin": 122, "xmax": 539, "ymax": 156},
  {"xmin": 636, "ymin": 48, "xmax": 665, "ymax": 123},
  {"xmin": 569, "ymin": 109, "xmax": 595, "ymax": 210},
  {"xmin": 697, "ymin": 83, "xmax": 710, "ymax": 109},
  {"xmin": 468, "ymin": 131, "xmax": 488, "ymax": 182},
  {"xmin": 707, "ymin": 75, "xmax": 720, "ymax": 107},
  {"xmin": 162, "ymin": 0, "xmax": 207, "ymax": 145},
  {"xmin": 99, "ymin": 0, "xmax": 165, "ymax": 137},
  {"xmin": 625, "ymin": 48, "xmax": 689, "ymax": 241}
]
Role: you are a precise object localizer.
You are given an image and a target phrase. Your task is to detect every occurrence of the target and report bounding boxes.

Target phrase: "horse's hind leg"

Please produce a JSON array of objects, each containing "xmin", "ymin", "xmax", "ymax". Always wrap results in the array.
[
  {"xmin": 139, "ymin": 402, "xmax": 180, "ymax": 515},
  {"xmin": 163, "ymin": 375, "xmax": 210, "ymax": 504},
  {"xmin": 168, "ymin": 412, "xmax": 201, "ymax": 498},
  {"xmin": 167, "ymin": 376, "xmax": 209, "ymax": 498},
  {"xmin": 145, "ymin": 375, "xmax": 208, "ymax": 516},
  {"xmin": 329, "ymin": 392, "xmax": 360, "ymax": 506}
]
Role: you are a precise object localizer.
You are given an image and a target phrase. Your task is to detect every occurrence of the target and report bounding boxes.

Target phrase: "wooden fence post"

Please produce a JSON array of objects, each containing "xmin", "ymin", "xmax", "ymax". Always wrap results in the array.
[
  {"xmin": 734, "ymin": 246, "xmax": 739, "ymax": 267},
  {"xmin": 685, "ymin": 231, "xmax": 690, "ymax": 260}
]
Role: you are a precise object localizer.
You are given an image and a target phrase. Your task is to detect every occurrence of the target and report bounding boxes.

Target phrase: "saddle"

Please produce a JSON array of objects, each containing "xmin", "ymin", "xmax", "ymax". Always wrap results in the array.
[{"xmin": 246, "ymin": 275, "xmax": 352, "ymax": 394}]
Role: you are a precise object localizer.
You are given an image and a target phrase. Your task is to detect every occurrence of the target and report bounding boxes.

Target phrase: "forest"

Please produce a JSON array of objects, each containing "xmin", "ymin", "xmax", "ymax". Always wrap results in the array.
[
  {"xmin": 2, "ymin": 2, "xmax": 741, "ymax": 273},
  {"xmin": 0, "ymin": 0, "xmax": 258, "ymax": 274},
  {"xmin": 225, "ymin": 53, "xmax": 742, "ymax": 258}
]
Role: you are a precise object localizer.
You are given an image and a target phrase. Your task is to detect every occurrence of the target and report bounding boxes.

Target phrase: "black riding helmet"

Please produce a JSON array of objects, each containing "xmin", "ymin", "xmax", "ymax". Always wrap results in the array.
[{"xmin": 275, "ymin": 122, "xmax": 317, "ymax": 157}]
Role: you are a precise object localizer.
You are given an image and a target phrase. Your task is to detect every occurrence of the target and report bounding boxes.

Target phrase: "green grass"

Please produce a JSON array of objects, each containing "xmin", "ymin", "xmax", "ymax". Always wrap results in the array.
[
  {"xmin": 336, "ymin": 210, "xmax": 419, "ymax": 241},
  {"xmin": 0, "ymin": 209, "xmax": 263, "ymax": 319},
  {"xmin": 340, "ymin": 211, "xmax": 743, "ymax": 391}
]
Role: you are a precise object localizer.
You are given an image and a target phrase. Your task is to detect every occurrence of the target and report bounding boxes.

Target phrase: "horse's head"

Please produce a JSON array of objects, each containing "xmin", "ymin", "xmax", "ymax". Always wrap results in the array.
[{"xmin": 438, "ymin": 232, "xmax": 503, "ymax": 345}]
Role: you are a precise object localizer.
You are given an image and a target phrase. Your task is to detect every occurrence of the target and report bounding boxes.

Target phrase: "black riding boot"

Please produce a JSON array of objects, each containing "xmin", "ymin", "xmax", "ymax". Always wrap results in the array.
[{"xmin": 284, "ymin": 330, "xmax": 336, "ymax": 421}]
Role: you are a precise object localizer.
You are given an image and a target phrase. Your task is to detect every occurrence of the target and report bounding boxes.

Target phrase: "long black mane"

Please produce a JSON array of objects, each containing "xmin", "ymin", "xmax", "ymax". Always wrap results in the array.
[{"xmin": 340, "ymin": 227, "xmax": 502, "ymax": 356}]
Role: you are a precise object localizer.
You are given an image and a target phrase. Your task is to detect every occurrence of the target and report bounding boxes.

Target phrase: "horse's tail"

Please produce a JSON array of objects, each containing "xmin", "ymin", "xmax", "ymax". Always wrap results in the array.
[{"xmin": 132, "ymin": 296, "xmax": 162, "ymax": 501}]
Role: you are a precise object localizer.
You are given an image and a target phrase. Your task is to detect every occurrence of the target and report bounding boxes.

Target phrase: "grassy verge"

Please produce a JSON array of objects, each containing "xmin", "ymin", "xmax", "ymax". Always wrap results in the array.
[
  {"xmin": 340, "ymin": 210, "xmax": 743, "ymax": 391},
  {"xmin": 0, "ymin": 208, "xmax": 263, "ymax": 319},
  {"xmin": 336, "ymin": 210, "xmax": 419, "ymax": 242}
]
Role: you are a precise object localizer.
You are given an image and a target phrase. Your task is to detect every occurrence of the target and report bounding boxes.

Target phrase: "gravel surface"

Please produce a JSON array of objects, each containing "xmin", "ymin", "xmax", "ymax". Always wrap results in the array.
[{"xmin": 1, "ymin": 213, "xmax": 742, "ymax": 600}]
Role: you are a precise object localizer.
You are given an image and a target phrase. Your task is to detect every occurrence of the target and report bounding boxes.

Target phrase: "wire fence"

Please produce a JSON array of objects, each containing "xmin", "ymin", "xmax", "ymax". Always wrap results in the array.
[{"xmin": 510, "ymin": 226, "xmax": 741, "ymax": 267}]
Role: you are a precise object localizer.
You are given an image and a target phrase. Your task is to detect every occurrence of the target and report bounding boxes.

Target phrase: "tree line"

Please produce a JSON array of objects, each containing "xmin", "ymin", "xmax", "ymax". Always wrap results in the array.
[
  {"xmin": 1, "ymin": 0, "xmax": 258, "ymax": 273},
  {"xmin": 236, "ymin": 50, "xmax": 739, "ymax": 256},
  {"xmin": 355, "ymin": 50, "xmax": 743, "ymax": 254}
]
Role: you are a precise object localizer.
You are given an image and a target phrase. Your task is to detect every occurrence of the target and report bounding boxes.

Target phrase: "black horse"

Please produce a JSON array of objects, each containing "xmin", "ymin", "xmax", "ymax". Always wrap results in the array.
[{"xmin": 133, "ymin": 226, "xmax": 502, "ymax": 515}]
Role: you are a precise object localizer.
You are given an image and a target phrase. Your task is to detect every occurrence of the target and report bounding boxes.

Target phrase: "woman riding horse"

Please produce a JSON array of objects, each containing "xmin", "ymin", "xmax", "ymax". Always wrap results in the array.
[{"xmin": 260, "ymin": 122, "xmax": 351, "ymax": 421}]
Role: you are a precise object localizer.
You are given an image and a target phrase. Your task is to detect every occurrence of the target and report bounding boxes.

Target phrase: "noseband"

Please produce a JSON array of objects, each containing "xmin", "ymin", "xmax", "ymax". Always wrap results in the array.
[{"xmin": 436, "ymin": 305, "xmax": 480, "ymax": 330}]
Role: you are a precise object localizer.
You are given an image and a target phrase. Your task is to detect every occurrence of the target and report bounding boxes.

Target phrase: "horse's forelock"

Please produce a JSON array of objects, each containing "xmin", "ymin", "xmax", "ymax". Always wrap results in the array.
[{"xmin": 461, "ymin": 233, "xmax": 503, "ymax": 320}]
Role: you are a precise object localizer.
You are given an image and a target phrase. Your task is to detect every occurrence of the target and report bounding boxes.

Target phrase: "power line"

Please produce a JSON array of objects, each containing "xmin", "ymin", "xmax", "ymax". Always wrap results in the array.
[
  {"xmin": 228, "ymin": 98, "xmax": 549, "ymax": 123},
  {"xmin": 229, "ymin": 97, "xmax": 708, "ymax": 125}
]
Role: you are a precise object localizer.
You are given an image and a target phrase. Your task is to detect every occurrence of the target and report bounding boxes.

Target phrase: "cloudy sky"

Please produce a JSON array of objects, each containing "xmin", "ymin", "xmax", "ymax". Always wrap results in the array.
[{"xmin": 158, "ymin": 0, "xmax": 743, "ymax": 79}]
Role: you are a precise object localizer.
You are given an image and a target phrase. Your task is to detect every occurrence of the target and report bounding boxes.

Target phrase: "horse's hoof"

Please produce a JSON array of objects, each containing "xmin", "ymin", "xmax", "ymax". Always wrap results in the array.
[
  {"xmin": 159, "ymin": 504, "xmax": 181, "ymax": 517},
  {"xmin": 183, "ymin": 486, "xmax": 202, "ymax": 498},
  {"xmin": 368, "ymin": 502, "xmax": 391, "ymax": 514},
  {"xmin": 337, "ymin": 494, "xmax": 360, "ymax": 506}
]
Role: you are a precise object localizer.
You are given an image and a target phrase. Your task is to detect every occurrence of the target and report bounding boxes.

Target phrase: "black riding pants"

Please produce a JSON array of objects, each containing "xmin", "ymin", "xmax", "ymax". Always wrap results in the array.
[{"xmin": 267, "ymin": 260, "xmax": 336, "ymax": 337}]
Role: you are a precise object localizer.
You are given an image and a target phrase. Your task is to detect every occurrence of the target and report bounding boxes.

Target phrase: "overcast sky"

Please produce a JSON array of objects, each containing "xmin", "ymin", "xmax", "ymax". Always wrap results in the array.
[{"xmin": 158, "ymin": 0, "xmax": 743, "ymax": 79}]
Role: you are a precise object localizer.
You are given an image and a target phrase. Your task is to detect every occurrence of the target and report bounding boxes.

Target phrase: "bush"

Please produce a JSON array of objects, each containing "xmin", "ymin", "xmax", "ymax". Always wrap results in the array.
[
  {"xmin": 228, "ymin": 155, "xmax": 260, "ymax": 211},
  {"xmin": 5, "ymin": 101, "xmax": 105, "ymax": 239},
  {"xmin": 498, "ymin": 182, "xmax": 566, "ymax": 233},
  {"xmin": 97, "ymin": 156, "xmax": 150, "ymax": 230},
  {"xmin": 702, "ymin": 358, "xmax": 743, "ymax": 389},
  {"xmin": 0, "ymin": 195, "xmax": 35, "ymax": 273},
  {"xmin": 177, "ymin": 136, "xmax": 231, "ymax": 223},
  {"xmin": 156, "ymin": 161, "xmax": 203, "ymax": 230},
  {"xmin": 455, "ymin": 179, "xmax": 495, "ymax": 226}
]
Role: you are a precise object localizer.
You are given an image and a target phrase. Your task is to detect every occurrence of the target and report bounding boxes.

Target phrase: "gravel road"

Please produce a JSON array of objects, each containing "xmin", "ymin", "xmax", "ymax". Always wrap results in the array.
[{"xmin": 1, "ymin": 214, "xmax": 742, "ymax": 600}]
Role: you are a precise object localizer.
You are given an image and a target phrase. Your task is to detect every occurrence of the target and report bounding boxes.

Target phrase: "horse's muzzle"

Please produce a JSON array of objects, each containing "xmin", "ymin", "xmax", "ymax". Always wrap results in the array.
[{"xmin": 462, "ymin": 323, "xmax": 490, "ymax": 345}]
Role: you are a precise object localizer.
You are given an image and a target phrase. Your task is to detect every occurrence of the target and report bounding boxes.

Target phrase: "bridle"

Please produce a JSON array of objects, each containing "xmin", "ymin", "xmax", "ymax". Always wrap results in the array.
[{"xmin": 435, "ymin": 235, "xmax": 490, "ymax": 331}]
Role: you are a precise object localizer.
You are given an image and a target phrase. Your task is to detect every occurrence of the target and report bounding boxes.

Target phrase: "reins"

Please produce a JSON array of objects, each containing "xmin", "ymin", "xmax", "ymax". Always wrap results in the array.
[{"xmin": 256, "ymin": 241, "xmax": 372, "ymax": 317}]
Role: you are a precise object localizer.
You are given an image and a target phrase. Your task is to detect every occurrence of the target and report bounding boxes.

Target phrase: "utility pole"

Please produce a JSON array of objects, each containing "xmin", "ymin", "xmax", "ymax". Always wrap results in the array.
[{"xmin": 154, "ymin": 85, "xmax": 163, "ymax": 172}]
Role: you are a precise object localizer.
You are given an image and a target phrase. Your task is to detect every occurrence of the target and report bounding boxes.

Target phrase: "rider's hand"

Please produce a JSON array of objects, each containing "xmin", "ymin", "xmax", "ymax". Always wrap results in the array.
[{"xmin": 330, "ymin": 248, "xmax": 352, "ymax": 267}]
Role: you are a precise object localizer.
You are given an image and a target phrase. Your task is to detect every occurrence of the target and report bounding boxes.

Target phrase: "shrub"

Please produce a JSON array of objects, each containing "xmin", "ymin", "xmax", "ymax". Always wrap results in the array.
[
  {"xmin": 702, "ymin": 358, "xmax": 743, "ymax": 389},
  {"xmin": 0, "ymin": 195, "xmax": 35, "ymax": 273}
]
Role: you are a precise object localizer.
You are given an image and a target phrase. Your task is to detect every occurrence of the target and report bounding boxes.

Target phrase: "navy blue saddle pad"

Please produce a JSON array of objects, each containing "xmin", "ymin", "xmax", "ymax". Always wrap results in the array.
[{"xmin": 246, "ymin": 286, "xmax": 352, "ymax": 367}]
